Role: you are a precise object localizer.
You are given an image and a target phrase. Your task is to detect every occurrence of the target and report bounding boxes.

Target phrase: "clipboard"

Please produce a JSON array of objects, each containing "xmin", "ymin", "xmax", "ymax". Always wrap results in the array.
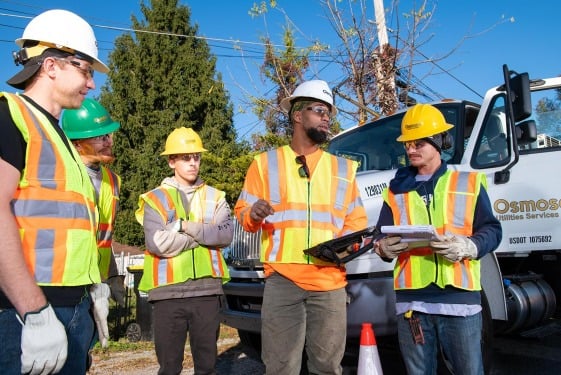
[{"xmin": 381, "ymin": 225, "xmax": 444, "ymax": 248}]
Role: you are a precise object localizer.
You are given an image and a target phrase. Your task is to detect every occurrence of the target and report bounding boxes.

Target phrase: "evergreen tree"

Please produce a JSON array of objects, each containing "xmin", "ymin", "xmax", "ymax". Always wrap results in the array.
[{"xmin": 99, "ymin": 0, "xmax": 244, "ymax": 246}]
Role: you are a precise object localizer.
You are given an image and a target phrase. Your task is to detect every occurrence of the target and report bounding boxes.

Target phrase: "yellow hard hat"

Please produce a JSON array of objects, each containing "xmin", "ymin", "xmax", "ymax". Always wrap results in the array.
[
  {"xmin": 397, "ymin": 104, "xmax": 454, "ymax": 142},
  {"xmin": 160, "ymin": 127, "xmax": 207, "ymax": 156}
]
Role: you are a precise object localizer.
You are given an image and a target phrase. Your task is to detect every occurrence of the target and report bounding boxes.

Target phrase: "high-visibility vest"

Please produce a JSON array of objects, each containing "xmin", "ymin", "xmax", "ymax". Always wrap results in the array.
[
  {"xmin": 3, "ymin": 92, "xmax": 100, "ymax": 286},
  {"xmin": 246, "ymin": 145, "xmax": 359, "ymax": 265},
  {"xmin": 136, "ymin": 184, "xmax": 230, "ymax": 291},
  {"xmin": 383, "ymin": 170, "xmax": 486, "ymax": 291},
  {"xmin": 97, "ymin": 166, "xmax": 120, "ymax": 281}
]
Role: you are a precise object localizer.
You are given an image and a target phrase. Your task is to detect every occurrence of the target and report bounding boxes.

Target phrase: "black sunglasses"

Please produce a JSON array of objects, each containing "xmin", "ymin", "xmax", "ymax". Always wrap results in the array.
[{"xmin": 295, "ymin": 155, "xmax": 310, "ymax": 178}]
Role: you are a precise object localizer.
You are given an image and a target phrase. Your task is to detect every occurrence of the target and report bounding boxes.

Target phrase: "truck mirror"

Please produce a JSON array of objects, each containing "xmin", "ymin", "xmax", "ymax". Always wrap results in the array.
[
  {"xmin": 509, "ymin": 72, "xmax": 532, "ymax": 122},
  {"xmin": 515, "ymin": 120, "xmax": 537, "ymax": 145}
]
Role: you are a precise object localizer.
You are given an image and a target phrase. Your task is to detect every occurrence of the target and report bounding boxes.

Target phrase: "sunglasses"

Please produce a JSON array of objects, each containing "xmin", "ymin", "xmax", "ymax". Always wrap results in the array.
[
  {"xmin": 89, "ymin": 133, "xmax": 113, "ymax": 143},
  {"xmin": 305, "ymin": 106, "xmax": 332, "ymax": 119},
  {"xmin": 174, "ymin": 153, "xmax": 201, "ymax": 162},
  {"xmin": 403, "ymin": 140, "xmax": 428, "ymax": 150},
  {"xmin": 295, "ymin": 155, "xmax": 310, "ymax": 178},
  {"xmin": 54, "ymin": 57, "xmax": 94, "ymax": 80}
]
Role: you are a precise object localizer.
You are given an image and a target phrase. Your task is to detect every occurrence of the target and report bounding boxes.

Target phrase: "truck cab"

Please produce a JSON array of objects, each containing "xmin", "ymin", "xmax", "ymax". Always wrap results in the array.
[{"xmin": 221, "ymin": 67, "xmax": 561, "ymax": 360}]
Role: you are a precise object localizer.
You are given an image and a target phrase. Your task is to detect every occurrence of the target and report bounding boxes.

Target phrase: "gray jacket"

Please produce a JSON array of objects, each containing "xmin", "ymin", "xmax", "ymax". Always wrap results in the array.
[{"xmin": 142, "ymin": 176, "xmax": 233, "ymax": 301}]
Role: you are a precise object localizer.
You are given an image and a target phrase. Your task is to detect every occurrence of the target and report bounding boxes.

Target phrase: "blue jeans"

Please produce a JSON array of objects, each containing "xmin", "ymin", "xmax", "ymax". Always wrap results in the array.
[
  {"xmin": 397, "ymin": 311, "xmax": 483, "ymax": 375},
  {"xmin": 261, "ymin": 273, "xmax": 347, "ymax": 375},
  {"xmin": 0, "ymin": 294, "xmax": 94, "ymax": 375}
]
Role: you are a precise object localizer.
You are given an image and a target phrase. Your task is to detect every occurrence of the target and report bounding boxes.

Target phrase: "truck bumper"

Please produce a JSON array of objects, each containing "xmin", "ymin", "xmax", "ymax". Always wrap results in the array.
[
  {"xmin": 221, "ymin": 280, "xmax": 264, "ymax": 333},
  {"xmin": 220, "ymin": 272, "xmax": 397, "ymax": 338}
]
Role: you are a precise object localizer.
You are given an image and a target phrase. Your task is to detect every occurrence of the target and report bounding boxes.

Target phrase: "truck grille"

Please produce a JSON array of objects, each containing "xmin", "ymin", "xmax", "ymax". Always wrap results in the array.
[{"xmin": 225, "ymin": 218, "xmax": 262, "ymax": 268}]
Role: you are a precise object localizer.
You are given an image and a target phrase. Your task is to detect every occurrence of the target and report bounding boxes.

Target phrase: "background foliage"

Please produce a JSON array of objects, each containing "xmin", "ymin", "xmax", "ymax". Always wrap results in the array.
[{"xmin": 100, "ymin": 0, "xmax": 251, "ymax": 245}]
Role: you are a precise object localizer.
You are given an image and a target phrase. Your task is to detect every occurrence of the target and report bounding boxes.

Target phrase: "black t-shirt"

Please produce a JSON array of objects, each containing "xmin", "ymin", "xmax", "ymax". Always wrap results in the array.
[{"xmin": 0, "ymin": 95, "xmax": 74, "ymax": 172}]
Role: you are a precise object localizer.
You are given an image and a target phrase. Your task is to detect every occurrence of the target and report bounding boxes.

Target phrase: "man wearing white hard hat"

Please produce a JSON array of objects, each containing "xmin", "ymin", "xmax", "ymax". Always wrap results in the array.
[
  {"xmin": 0, "ymin": 9, "xmax": 109, "ymax": 374},
  {"xmin": 235, "ymin": 80, "xmax": 367, "ymax": 374}
]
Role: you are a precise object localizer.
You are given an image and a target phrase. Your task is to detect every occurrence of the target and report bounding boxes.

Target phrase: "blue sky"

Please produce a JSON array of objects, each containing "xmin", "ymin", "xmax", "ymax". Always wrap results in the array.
[{"xmin": 0, "ymin": 0, "xmax": 559, "ymax": 140}]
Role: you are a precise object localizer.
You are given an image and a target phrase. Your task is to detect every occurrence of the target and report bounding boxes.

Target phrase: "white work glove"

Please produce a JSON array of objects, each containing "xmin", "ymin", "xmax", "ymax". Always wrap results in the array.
[
  {"xmin": 376, "ymin": 236, "xmax": 409, "ymax": 259},
  {"xmin": 90, "ymin": 283, "xmax": 111, "ymax": 348},
  {"xmin": 107, "ymin": 275, "xmax": 126, "ymax": 307},
  {"xmin": 18, "ymin": 303, "xmax": 68, "ymax": 375},
  {"xmin": 430, "ymin": 236, "xmax": 478, "ymax": 262}
]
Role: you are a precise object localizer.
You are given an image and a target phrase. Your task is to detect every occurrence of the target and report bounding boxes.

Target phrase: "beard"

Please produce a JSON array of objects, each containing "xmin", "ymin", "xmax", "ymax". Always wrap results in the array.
[{"xmin": 306, "ymin": 127, "xmax": 328, "ymax": 144}]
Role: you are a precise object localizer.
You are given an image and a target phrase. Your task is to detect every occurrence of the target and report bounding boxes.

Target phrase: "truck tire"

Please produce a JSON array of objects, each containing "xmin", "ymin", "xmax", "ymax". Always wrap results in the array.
[{"xmin": 437, "ymin": 290, "xmax": 494, "ymax": 374}]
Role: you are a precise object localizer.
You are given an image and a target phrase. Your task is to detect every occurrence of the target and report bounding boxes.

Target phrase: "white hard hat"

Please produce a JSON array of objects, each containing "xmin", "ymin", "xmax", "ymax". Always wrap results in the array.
[
  {"xmin": 280, "ymin": 80, "xmax": 338, "ymax": 115},
  {"xmin": 15, "ymin": 9, "xmax": 108, "ymax": 73}
]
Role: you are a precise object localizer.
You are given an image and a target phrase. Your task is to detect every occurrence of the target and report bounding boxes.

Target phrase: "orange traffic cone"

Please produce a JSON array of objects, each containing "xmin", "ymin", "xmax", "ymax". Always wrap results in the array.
[{"xmin": 357, "ymin": 322, "xmax": 383, "ymax": 375}]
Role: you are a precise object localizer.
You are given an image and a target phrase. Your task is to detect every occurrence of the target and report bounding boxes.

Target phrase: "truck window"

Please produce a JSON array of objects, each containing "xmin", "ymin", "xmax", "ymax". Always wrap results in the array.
[
  {"xmin": 473, "ymin": 97, "xmax": 510, "ymax": 167},
  {"xmin": 520, "ymin": 86, "xmax": 561, "ymax": 151},
  {"xmin": 328, "ymin": 103, "xmax": 463, "ymax": 171}
]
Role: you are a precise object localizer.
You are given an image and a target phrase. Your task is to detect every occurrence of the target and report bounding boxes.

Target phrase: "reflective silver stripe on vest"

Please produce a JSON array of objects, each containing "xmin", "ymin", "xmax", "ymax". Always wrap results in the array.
[
  {"xmin": 204, "ymin": 188, "xmax": 217, "ymax": 222},
  {"xmin": 151, "ymin": 189, "xmax": 175, "ymax": 224},
  {"xmin": 392, "ymin": 194, "xmax": 409, "ymax": 225},
  {"xmin": 210, "ymin": 249, "xmax": 222, "ymax": 276},
  {"xmin": 98, "ymin": 229, "xmax": 112, "ymax": 242},
  {"xmin": 35, "ymin": 229, "xmax": 55, "ymax": 282},
  {"xmin": 334, "ymin": 157, "xmax": 350, "ymax": 205},
  {"xmin": 451, "ymin": 172, "xmax": 470, "ymax": 227},
  {"xmin": 12, "ymin": 199, "xmax": 91, "ymax": 220},
  {"xmin": 267, "ymin": 150, "xmax": 281, "ymax": 204},
  {"xmin": 107, "ymin": 169, "xmax": 119, "ymax": 197},
  {"xmin": 157, "ymin": 258, "xmax": 168, "ymax": 286},
  {"xmin": 21, "ymin": 105, "xmax": 59, "ymax": 188}
]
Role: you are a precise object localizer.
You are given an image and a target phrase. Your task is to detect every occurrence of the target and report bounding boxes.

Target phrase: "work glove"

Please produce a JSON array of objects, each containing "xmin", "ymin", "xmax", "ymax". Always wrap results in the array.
[
  {"xmin": 18, "ymin": 303, "xmax": 68, "ymax": 375},
  {"xmin": 107, "ymin": 275, "xmax": 126, "ymax": 307},
  {"xmin": 430, "ymin": 236, "xmax": 478, "ymax": 262},
  {"xmin": 376, "ymin": 236, "xmax": 409, "ymax": 259},
  {"xmin": 90, "ymin": 283, "xmax": 111, "ymax": 348}
]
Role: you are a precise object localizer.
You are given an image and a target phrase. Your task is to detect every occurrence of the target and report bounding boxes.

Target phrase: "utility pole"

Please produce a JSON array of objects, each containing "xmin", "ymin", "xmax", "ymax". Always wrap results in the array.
[{"xmin": 373, "ymin": 0, "xmax": 398, "ymax": 116}]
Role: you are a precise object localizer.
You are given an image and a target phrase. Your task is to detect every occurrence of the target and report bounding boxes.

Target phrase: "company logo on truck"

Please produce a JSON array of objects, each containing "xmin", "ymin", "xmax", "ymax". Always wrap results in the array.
[{"xmin": 494, "ymin": 198, "xmax": 561, "ymax": 221}]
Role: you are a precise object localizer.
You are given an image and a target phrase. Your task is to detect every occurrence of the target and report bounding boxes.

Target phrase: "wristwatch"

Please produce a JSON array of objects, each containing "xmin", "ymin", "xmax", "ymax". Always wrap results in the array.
[{"xmin": 173, "ymin": 218, "xmax": 184, "ymax": 233}]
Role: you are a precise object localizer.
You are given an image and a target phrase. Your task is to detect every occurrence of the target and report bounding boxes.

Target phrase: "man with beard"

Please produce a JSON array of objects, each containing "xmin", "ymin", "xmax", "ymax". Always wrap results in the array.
[
  {"xmin": 235, "ymin": 80, "xmax": 367, "ymax": 375},
  {"xmin": 61, "ymin": 98, "xmax": 125, "ymax": 351}
]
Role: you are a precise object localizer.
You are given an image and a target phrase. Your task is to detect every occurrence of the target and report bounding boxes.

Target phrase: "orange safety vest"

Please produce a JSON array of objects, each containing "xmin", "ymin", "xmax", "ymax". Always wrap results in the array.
[
  {"xmin": 136, "ymin": 184, "xmax": 229, "ymax": 291},
  {"xmin": 383, "ymin": 170, "xmax": 485, "ymax": 291},
  {"xmin": 3, "ymin": 92, "xmax": 100, "ymax": 286},
  {"xmin": 97, "ymin": 166, "xmax": 120, "ymax": 281},
  {"xmin": 247, "ymin": 145, "xmax": 359, "ymax": 265}
]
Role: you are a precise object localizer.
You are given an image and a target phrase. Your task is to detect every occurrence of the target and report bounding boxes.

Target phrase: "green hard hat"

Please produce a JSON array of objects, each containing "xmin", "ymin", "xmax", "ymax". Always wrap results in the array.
[{"xmin": 61, "ymin": 98, "xmax": 120, "ymax": 140}]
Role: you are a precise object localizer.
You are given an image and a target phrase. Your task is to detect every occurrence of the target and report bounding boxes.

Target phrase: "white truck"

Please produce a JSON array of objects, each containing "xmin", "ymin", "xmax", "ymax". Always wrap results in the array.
[{"xmin": 220, "ymin": 65, "xmax": 561, "ymax": 368}]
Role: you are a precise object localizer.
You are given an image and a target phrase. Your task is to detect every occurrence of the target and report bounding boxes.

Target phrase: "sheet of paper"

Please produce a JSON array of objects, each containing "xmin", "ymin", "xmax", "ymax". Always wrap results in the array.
[{"xmin": 381, "ymin": 225, "xmax": 444, "ymax": 248}]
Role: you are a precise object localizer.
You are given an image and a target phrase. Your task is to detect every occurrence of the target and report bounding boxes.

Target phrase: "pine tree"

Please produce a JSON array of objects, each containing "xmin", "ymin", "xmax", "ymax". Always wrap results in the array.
[{"xmin": 99, "ymin": 0, "xmax": 244, "ymax": 246}]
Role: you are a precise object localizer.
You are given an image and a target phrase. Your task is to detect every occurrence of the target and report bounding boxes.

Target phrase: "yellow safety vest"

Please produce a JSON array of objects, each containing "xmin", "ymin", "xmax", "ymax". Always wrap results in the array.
[
  {"xmin": 253, "ymin": 145, "xmax": 359, "ymax": 265},
  {"xmin": 383, "ymin": 170, "xmax": 486, "ymax": 291},
  {"xmin": 136, "ymin": 184, "xmax": 230, "ymax": 291},
  {"xmin": 3, "ymin": 92, "xmax": 100, "ymax": 286},
  {"xmin": 97, "ymin": 166, "xmax": 120, "ymax": 281}
]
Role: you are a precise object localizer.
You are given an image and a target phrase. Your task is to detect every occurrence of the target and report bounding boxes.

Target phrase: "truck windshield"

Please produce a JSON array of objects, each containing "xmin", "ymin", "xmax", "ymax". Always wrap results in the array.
[{"xmin": 328, "ymin": 104, "xmax": 462, "ymax": 172}]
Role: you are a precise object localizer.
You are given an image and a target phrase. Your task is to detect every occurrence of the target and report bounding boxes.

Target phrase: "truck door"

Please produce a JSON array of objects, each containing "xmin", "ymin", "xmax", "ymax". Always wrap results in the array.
[{"xmin": 470, "ymin": 83, "xmax": 561, "ymax": 254}]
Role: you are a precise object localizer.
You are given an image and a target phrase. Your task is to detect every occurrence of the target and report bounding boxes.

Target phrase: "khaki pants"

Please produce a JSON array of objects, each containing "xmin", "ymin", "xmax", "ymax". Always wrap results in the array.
[{"xmin": 261, "ymin": 273, "xmax": 347, "ymax": 375}]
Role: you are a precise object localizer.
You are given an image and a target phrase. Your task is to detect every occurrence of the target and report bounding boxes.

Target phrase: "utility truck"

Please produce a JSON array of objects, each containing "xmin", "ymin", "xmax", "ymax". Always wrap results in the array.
[{"xmin": 220, "ymin": 65, "xmax": 561, "ymax": 366}]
